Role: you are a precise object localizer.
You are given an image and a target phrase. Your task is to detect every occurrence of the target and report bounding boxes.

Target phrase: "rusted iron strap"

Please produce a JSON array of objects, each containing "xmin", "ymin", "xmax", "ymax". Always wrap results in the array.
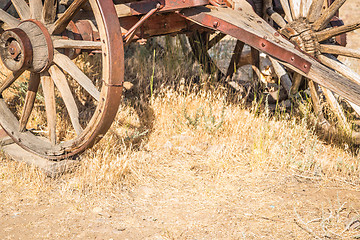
[
  {"xmin": 128, "ymin": 0, "xmax": 209, "ymax": 16},
  {"xmin": 123, "ymin": 5, "xmax": 161, "ymax": 42},
  {"xmin": 180, "ymin": 10, "xmax": 311, "ymax": 73}
]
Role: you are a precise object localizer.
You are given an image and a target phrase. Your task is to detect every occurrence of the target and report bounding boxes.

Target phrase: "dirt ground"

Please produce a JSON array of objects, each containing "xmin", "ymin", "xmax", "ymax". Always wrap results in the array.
[
  {"xmin": 1, "ymin": 1, "xmax": 360, "ymax": 240},
  {"xmin": 1, "ymin": 168, "xmax": 360, "ymax": 239}
]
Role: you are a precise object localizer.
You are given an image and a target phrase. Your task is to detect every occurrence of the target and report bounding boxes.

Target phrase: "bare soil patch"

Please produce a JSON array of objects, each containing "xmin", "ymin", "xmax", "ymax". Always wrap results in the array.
[{"xmin": 1, "ymin": 2, "xmax": 360, "ymax": 240}]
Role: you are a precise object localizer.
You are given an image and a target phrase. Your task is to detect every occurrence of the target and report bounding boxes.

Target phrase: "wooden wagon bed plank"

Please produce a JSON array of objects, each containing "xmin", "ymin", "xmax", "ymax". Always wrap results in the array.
[{"xmin": 181, "ymin": 5, "xmax": 360, "ymax": 106}]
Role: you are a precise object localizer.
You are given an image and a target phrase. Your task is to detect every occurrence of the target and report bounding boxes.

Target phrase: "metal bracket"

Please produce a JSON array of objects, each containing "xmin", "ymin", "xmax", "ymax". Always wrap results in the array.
[{"xmin": 180, "ymin": 7, "xmax": 311, "ymax": 73}]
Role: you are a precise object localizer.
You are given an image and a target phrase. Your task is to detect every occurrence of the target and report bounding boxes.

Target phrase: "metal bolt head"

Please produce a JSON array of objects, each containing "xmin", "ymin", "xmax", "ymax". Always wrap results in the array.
[{"xmin": 213, "ymin": 21, "xmax": 219, "ymax": 28}]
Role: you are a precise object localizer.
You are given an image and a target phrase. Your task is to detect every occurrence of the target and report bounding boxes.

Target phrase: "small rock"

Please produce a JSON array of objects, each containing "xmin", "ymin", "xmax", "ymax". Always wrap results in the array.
[
  {"xmin": 174, "ymin": 146, "xmax": 191, "ymax": 154},
  {"xmin": 163, "ymin": 141, "xmax": 173, "ymax": 150},
  {"xmin": 12, "ymin": 212, "xmax": 20, "ymax": 218},
  {"xmin": 206, "ymin": 144, "xmax": 226, "ymax": 154},
  {"xmin": 92, "ymin": 207, "xmax": 102, "ymax": 214}
]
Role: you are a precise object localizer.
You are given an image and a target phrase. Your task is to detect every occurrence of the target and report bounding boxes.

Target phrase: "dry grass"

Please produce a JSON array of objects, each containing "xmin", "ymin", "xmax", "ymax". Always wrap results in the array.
[
  {"xmin": 1, "ymin": 34, "xmax": 360, "ymax": 239},
  {"xmin": 0, "ymin": 35, "xmax": 359, "ymax": 192}
]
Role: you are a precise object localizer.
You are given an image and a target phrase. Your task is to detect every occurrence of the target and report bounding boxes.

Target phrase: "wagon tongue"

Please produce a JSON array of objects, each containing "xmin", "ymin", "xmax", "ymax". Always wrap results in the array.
[{"xmin": 180, "ymin": 5, "xmax": 360, "ymax": 106}]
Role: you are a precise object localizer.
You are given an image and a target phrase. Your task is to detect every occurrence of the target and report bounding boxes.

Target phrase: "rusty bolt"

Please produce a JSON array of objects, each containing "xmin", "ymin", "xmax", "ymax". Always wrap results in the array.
[
  {"xmin": 213, "ymin": 21, "xmax": 219, "ymax": 28},
  {"xmin": 290, "ymin": 57, "xmax": 295, "ymax": 61},
  {"xmin": 274, "ymin": 32, "xmax": 280, "ymax": 37},
  {"xmin": 9, "ymin": 47, "xmax": 15, "ymax": 55},
  {"xmin": 261, "ymin": 43, "xmax": 266, "ymax": 48},
  {"xmin": 304, "ymin": 64, "xmax": 308, "ymax": 69}
]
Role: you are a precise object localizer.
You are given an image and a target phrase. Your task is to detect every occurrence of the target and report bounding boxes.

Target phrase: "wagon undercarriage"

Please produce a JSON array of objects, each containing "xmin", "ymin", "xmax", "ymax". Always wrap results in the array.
[{"xmin": 0, "ymin": 0, "xmax": 359, "ymax": 162}]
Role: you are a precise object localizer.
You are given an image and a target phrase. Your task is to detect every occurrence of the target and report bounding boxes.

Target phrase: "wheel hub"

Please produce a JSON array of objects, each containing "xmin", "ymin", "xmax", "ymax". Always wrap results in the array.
[
  {"xmin": 0, "ymin": 20, "xmax": 54, "ymax": 73},
  {"xmin": 0, "ymin": 28, "xmax": 33, "ymax": 71},
  {"xmin": 281, "ymin": 19, "xmax": 319, "ymax": 57}
]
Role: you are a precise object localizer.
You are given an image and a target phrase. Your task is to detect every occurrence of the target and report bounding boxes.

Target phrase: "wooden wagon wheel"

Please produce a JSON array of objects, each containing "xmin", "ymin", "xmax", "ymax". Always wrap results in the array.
[
  {"xmin": 189, "ymin": 0, "xmax": 360, "ymax": 142},
  {"xmin": 0, "ymin": 0, "xmax": 124, "ymax": 159},
  {"xmin": 268, "ymin": 0, "xmax": 360, "ymax": 142}
]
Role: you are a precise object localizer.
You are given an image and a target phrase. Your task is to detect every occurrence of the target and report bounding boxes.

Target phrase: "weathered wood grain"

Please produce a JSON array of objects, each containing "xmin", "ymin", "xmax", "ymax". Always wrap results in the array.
[
  {"xmin": 49, "ymin": 65, "xmax": 83, "ymax": 135},
  {"xmin": 19, "ymin": 72, "xmax": 40, "ymax": 132},
  {"xmin": 53, "ymin": 52, "xmax": 100, "ymax": 101},
  {"xmin": 53, "ymin": 39, "xmax": 102, "ymax": 50},
  {"xmin": 41, "ymin": 73, "xmax": 57, "ymax": 145},
  {"xmin": 0, "ymin": 8, "xmax": 20, "ymax": 28},
  {"xmin": 11, "ymin": 0, "xmax": 31, "ymax": 20},
  {"xmin": 320, "ymin": 45, "xmax": 360, "ymax": 59},
  {"xmin": 312, "ymin": 0, "xmax": 346, "ymax": 31}
]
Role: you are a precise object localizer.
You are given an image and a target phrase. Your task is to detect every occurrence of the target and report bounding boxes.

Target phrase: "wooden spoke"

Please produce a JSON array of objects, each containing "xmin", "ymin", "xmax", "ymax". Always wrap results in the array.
[
  {"xmin": 308, "ymin": 80, "xmax": 330, "ymax": 127},
  {"xmin": 0, "ymin": 70, "xmax": 24, "ymax": 94},
  {"xmin": 251, "ymin": 47, "xmax": 260, "ymax": 68},
  {"xmin": 11, "ymin": 0, "xmax": 31, "ymax": 20},
  {"xmin": 226, "ymin": 40, "xmax": 245, "ymax": 78},
  {"xmin": 29, "ymin": 0, "xmax": 43, "ymax": 20},
  {"xmin": 19, "ymin": 72, "xmax": 40, "ymax": 132},
  {"xmin": 347, "ymin": 102, "xmax": 360, "ymax": 120},
  {"xmin": 51, "ymin": 0, "xmax": 88, "ymax": 34},
  {"xmin": 307, "ymin": 0, "xmax": 325, "ymax": 23},
  {"xmin": 42, "ymin": 0, "xmax": 57, "ymax": 24},
  {"xmin": 320, "ymin": 45, "xmax": 360, "ymax": 59},
  {"xmin": 321, "ymin": 86, "xmax": 350, "ymax": 130},
  {"xmin": 41, "ymin": 73, "xmax": 57, "ymax": 145},
  {"xmin": 290, "ymin": 73, "xmax": 303, "ymax": 95},
  {"xmin": 312, "ymin": 0, "xmax": 346, "ymax": 31},
  {"xmin": 53, "ymin": 39, "xmax": 102, "ymax": 50},
  {"xmin": 299, "ymin": 0, "xmax": 311, "ymax": 18},
  {"xmin": 316, "ymin": 22, "xmax": 360, "ymax": 42},
  {"xmin": 3, "ymin": 1, "xmax": 12, "ymax": 11},
  {"xmin": 0, "ymin": 8, "xmax": 20, "ymax": 28},
  {"xmin": 53, "ymin": 52, "xmax": 100, "ymax": 101},
  {"xmin": 49, "ymin": 65, "xmax": 83, "ymax": 135},
  {"xmin": 207, "ymin": 33, "xmax": 226, "ymax": 50},
  {"xmin": 267, "ymin": 8, "xmax": 286, "ymax": 28},
  {"xmin": 288, "ymin": 0, "xmax": 300, "ymax": 20},
  {"xmin": 279, "ymin": 0, "xmax": 293, "ymax": 22},
  {"xmin": 269, "ymin": 57, "xmax": 292, "ymax": 95},
  {"xmin": 318, "ymin": 54, "xmax": 360, "ymax": 85}
]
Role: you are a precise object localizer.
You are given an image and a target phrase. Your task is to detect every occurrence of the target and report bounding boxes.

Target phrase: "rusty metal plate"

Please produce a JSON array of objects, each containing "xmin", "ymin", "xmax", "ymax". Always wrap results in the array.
[
  {"xmin": 180, "ymin": 6, "xmax": 311, "ymax": 73},
  {"xmin": 128, "ymin": 0, "xmax": 209, "ymax": 16}
]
